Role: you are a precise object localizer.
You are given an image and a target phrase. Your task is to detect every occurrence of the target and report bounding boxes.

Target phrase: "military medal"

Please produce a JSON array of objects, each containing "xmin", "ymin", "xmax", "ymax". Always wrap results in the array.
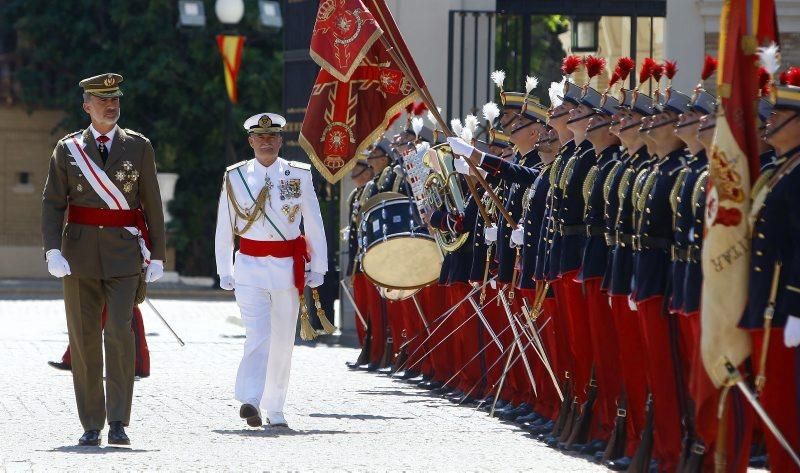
[
  {"xmin": 278, "ymin": 179, "xmax": 301, "ymax": 200},
  {"xmin": 282, "ymin": 204, "xmax": 300, "ymax": 223}
]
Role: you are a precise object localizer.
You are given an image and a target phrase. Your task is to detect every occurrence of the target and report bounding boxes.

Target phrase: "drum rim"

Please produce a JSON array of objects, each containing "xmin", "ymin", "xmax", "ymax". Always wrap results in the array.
[
  {"xmin": 364, "ymin": 271, "xmax": 438, "ymax": 290},
  {"xmin": 362, "ymin": 192, "xmax": 411, "ymax": 215},
  {"xmin": 377, "ymin": 285, "xmax": 421, "ymax": 301}
]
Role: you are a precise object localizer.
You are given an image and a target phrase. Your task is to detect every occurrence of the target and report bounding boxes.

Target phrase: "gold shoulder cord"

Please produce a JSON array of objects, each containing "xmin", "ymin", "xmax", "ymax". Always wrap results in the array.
[
  {"xmin": 614, "ymin": 167, "xmax": 635, "ymax": 231},
  {"xmin": 691, "ymin": 170, "xmax": 709, "ymax": 214},
  {"xmin": 604, "ymin": 162, "xmax": 623, "ymax": 203},
  {"xmin": 559, "ymin": 156, "xmax": 577, "ymax": 192},
  {"xmin": 635, "ymin": 169, "xmax": 658, "ymax": 234},
  {"xmin": 582, "ymin": 165, "xmax": 599, "ymax": 217},
  {"xmin": 670, "ymin": 168, "xmax": 689, "ymax": 228},
  {"xmin": 225, "ymin": 173, "xmax": 270, "ymax": 236},
  {"xmin": 550, "ymin": 156, "xmax": 563, "ymax": 188}
]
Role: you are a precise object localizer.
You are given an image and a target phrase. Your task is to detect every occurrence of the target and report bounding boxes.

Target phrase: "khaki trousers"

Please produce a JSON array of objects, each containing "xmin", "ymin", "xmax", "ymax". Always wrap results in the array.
[{"xmin": 63, "ymin": 274, "xmax": 138, "ymax": 430}]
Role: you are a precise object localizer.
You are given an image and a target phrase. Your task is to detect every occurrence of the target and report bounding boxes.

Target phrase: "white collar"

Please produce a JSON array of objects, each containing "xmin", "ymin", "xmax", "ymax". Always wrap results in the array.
[{"xmin": 89, "ymin": 123, "xmax": 119, "ymax": 149}]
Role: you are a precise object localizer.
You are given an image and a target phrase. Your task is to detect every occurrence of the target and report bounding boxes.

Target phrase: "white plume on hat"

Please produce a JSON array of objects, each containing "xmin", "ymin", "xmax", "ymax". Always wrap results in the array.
[
  {"xmin": 757, "ymin": 42, "xmax": 781, "ymax": 75},
  {"xmin": 549, "ymin": 77, "xmax": 566, "ymax": 109},
  {"xmin": 464, "ymin": 114, "xmax": 479, "ymax": 136},
  {"xmin": 450, "ymin": 118, "xmax": 464, "ymax": 137},
  {"xmin": 490, "ymin": 70, "xmax": 506, "ymax": 90},
  {"xmin": 411, "ymin": 117, "xmax": 424, "ymax": 136},
  {"xmin": 482, "ymin": 102, "xmax": 500, "ymax": 128},
  {"xmin": 460, "ymin": 125, "xmax": 474, "ymax": 142},
  {"xmin": 525, "ymin": 76, "xmax": 539, "ymax": 96}
]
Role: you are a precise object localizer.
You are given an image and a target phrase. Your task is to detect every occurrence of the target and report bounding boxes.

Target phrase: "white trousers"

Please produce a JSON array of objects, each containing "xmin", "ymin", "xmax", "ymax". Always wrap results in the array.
[{"xmin": 234, "ymin": 284, "xmax": 300, "ymax": 415}]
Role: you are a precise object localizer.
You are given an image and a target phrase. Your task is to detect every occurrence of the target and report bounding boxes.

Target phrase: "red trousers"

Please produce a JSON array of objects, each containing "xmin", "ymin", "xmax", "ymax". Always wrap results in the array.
[
  {"xmin": 548, "ymin": 282, "xmax": 577, "ymax": 406},
  {"xmin": 364, "ymin": 280, "xmax": 386, "ymax": 365},
  {"xmin": 540, "ymin": 297, "xmax": 562, "ymax": 419},
  {"xmin": 751, "ymin": 329, "xmax": 800, "ymax": 473},
  {"xmin": 555, "ymin": 271, "xmax": 593, "ymax": 404},
  {"xmin": 479, "ymin": 286, "xmax": 508, "ymax": 399},
  {"xmin": 352, "ymin": 273, "xmax": 370, "ymax": 346},
  {"xmin": 583, "ymin": 279, "xmax": 622, "ymax": 441},
  {"xmin": 609, "ymin": 295, "xmax": 649, "ymax": 457},
  {"xmin": 447, "ymin": 283, "xmax": 487, "ymax": 395},
  {"xmin": 62, "ymin": 305, "xmax": 149, "ymax": 377},
  {"xmin": 518, "ymin": 287, "xmax": 560, "ymax": 418},
  {"xmin": 403, "ymin": 284, "xmax": 444, "ymax": 378},
  {"xmin": 636, "ymin": 297, "xmax": 683, "ymax": 472}
]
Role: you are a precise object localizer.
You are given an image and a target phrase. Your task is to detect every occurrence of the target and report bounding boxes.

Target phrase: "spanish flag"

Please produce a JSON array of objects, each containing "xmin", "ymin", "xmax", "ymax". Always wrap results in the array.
[{"xmin": 216, "ymin": 35, "xmax": 246, "ymax": 104}]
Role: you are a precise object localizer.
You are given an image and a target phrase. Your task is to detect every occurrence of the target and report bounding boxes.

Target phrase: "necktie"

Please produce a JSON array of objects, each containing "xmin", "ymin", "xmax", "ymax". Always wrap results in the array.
[{"xmin": 97, "ymin": 135, "xmax": 110, "ymax": 165}]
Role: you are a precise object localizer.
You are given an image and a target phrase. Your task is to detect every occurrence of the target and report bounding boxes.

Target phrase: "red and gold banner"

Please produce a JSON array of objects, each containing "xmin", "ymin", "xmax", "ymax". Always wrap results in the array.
[
  {"xmin": 309, "ymin": 0, "xmax": 382, "ymax": 83},
  {"xmin": 700, "ymin": 0, "xmax": 778, "ymax": 387},
  {"xmin": 300, "ymin": 43, "xmax": 417, "ymax": 183},
  {"xmin": 216, "ymin": 35, "xmax": 246, "ymax": 104}
]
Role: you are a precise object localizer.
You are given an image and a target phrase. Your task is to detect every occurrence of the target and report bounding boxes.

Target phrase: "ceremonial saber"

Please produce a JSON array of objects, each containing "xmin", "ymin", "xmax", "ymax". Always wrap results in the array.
[
  {"xmin": 441, "ymin": 320, "xmax": 517, "ymax": 391},
  {"xmin": 391, "ymin": 278, "xmax": 494, "ymax": 373},
  {"xmin": 339, "ymin": 279, "xmax": 368, "ymax": 331},
  {"xmin": 467, "ymin": 295, "xmax": 504, "ymax": 350},
  {"xmin": 464, "ymin": 317, "xmax": 551, "ymax": 408},
  {"xmin": 722, "ymin": 360, "xmax": 800, "ymax": 468},
  {"xmin": 520, "ymin": 299, "xmax": 563, "ymax": 402},
  {"xmin": 498, "ymin": 289, "xmax": 537, "ymax": 393},
  {"xmin": 393, "ymin": 291, "xmax": 499, "ymax": 376},
  {"xmin": 411, "ymin": 293, "xmax": 432, "ymax": 336},
  {"xmin": 144, "ymin": 298, "xmax": 185, "ymax": 347}
]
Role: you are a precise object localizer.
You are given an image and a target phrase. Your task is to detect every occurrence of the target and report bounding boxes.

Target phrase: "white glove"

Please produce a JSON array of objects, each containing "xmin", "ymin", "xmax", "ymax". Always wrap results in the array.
[
  {"xmin": 145, "ymin": 260, "xmax": 164, "ymax": 283},
  {"xmin": 784, "ymin": 315, "xmax": 800, "ymax": 348},
  {"xmin": 453, "ymin": 157, "xmax": 471, "ymax": 175},
  {"xmin": 340, "ymin": 226, "xmax": 350, "ymax": 242},
  {"xmin": 219, "ymin": 275, "xmax": 235, "ymax": 291},
  {"xmin": 305, "ymin": 271, "xmax": 325, "ymax": 288},
  {"xmin": 46, "ymin": 249, "xmax": 71, "ymax": 278},
  {"xmin": 510, "ymin": 224, "xmax": 524, "ymax": 247},
  {"xmin": 447, "ymin": 137, "xmax": 475, "ymax": 158},
  {"xmin": 628, "ymin": 296, "xmax": 638, "ymax": 312},
  {"xmin": 484, "ymin": 224, "xmax": 498, "ymax": 243}
]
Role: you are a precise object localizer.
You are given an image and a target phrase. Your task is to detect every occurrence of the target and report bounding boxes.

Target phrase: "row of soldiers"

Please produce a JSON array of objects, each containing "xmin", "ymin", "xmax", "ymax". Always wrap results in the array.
[{"xmin": 342, "ymin": 52, "xmax": 800, "ymax": 472}]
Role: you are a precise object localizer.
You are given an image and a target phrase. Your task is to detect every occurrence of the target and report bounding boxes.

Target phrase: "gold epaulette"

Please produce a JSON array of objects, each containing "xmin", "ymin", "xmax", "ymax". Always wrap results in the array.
[
  {"xmin": 288, "ymin": 160, "xmax": 312, "ymax": 171},
  {"xmin": 226, "ymin": 160, "xmax": 248, "ymax": 172},
  {"xmin": 360, "ymin": 180, "xmax": 375, "ymax": 204},
  {"xmin": 692, "ymin": 170, "xmax": 709, "ymax": 211},
  {"xmin": 347, "ymin": 187, "xmax": 358, "ymax": 208},
  {"xmin": 637, "ymin": 170, "xmax": 658, "ymax": 213},
  {"xmin": 550, "ymin": 156, "xmax": 563, "ymax": 188},
  {"xmin": 582, "ymin": 165, "xmax": 599, "ymax": 215},
  {"xmin": 522, "ymin": 185, "xmax": 534, "ymax": 211},
  {"xmin": 559, "ymin": 156, "xmax": 577, "ymax": 191},
  {"xmin": 378, "ymin": 166, "xmax": 392, "ymax": 190},
  {"xmin": 616, "ymin": 167, "xmax": 635, "ymax": 203},
  {"xmin": 670, "ymin": 168, "xmax": 690, "ymax": 215},
  {"xmin": 60, "ymin": 131, "xmax": 81, "ymax": 142},
  {"xmin": 603, "ymin": 162, "xmax": 623, "ymax": 203},
  {"xmin": 751, "ymin": 167, "xmax": 775, "ymax": 205}
]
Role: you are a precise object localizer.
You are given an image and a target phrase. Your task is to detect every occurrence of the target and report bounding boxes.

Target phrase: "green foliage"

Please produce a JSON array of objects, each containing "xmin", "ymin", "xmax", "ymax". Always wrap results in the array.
[
  {"xmin": 2, "ymin": 0, "xmax": 283, "ymax": 275},
  {"xmin": 496, "ymin": 14, "xmax": 567, "ymax": 105}
]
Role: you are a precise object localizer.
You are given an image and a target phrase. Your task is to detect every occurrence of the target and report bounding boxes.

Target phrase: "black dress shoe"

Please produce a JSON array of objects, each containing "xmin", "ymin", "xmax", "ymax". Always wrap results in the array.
[
  {"xmin": 239, "ymin": 403, "xmax": 262, "ymax": 427},
  {"xmin": 366, "ymin": 362, "xmax": 380, "ymax": 372},
  {"xmin": 345, "ymin": 361, "xmax": 366, "ymax": 370},
  {"xmin": 544, "ymin": 435, "xmax": 560, "ymax": 447},
  {"xmin": 107, "ymin": 421, "xmax": 130, "ymax": 446},
  {"xmin": 605, "ymin": 455, "xmax": 632, "ymax": 471},
  {"xmin": 500, "ymin": 403, "xmax": 534, "ymax": 421},
  {"xmin": 458, "ymin": 395, "xmax": 477, "ymax": 405},
  {"xmin": 514, "ymin": 411, "xmax": 541, "ymax": 424},
  {"xmin": 579, "ymin": 439, "xmax": 607, "ymax": 455},
  {"xmin": 527, "ymin": 420, "xmax": 555, "ymax": 434},
  {"xmin": 48, "ymin": 360, "xmax": 71, "ymax": 371},
  {"xmin": 78, "ymin": 430, "xmax": 101, "ymax": 446},
  {"xmin": 749, "ymin": 455, "xmax": 768, "ymax": 468},
  {"xmin": 376, "ymin": 366, "xmax": 393, "ymax": 375},
  {"xmin": 399, "ymin": 370, "xmax": 420, "ymax": 380}
]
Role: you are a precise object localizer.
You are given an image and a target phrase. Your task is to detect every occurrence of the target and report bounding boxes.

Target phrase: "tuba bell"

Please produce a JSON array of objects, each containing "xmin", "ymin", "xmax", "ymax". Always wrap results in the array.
[{"xmin": 402, "ymin": 142, "xmax": 470, "ymax": 253}]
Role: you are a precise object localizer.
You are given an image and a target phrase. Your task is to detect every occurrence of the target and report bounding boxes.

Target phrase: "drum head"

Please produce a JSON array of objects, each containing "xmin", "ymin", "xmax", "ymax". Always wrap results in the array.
[
  {"xmin": 362, "ymin": 192, "xmax": 408, "ymax": 215},
  {"xmin": 379, "ymin": 286, "xmax": 420, "ymax": 301},
  {"xmin": 362, "ymin": 237, "xmax": 442, "ymax": 289}
]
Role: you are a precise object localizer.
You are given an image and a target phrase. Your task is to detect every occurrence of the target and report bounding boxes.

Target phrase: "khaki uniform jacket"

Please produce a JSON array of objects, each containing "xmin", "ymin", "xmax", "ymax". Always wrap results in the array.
[{"xmin": 41, "ymin": 127, "xmax": 166, "ymax": 279}]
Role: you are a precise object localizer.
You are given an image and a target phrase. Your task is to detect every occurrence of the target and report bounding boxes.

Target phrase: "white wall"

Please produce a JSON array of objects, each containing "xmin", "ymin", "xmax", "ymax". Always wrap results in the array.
[{"xmin": 665, "ymin": 0, "xmax": 705, "ymax": 93}]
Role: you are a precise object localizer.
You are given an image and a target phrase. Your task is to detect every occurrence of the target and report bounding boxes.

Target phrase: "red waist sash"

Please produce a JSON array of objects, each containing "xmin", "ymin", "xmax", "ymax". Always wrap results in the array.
[
  {"xmin": 67, "ymin": 205, "xmax": 151, "ymax": 251},
  {"xmin": 239, "ymin": 236, "xmax": 309, "ymax": 294}
]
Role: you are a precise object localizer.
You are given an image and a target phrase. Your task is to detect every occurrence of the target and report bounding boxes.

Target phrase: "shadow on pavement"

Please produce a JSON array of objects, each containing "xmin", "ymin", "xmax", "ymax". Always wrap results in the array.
[
  {"xmin": 355, "ymin": 389, "xmax": 419, "ymax": 397},
  {"xmin": 212, "ymin": 428, "xmax": 348, "ymax": 437},
  {"xmin": 308, "ymin": 413, "xmax": 413, "ymax": 420},
  {"xmin": 44, "ymin": 446, "xmax": 157, "ymax": 454}
]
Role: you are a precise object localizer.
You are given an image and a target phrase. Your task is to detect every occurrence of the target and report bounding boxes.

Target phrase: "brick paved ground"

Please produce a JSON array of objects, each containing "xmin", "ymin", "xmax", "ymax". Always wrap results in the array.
[{"xmin": 0, "ymin": 297, "xmax": 609, "ymax": 472}]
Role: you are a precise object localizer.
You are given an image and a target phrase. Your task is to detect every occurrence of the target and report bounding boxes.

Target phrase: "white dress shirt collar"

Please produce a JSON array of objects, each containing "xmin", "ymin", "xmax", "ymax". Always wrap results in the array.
[{"xmin": 89, "ymin": 123, "xmax": 119, "ymax": 151}]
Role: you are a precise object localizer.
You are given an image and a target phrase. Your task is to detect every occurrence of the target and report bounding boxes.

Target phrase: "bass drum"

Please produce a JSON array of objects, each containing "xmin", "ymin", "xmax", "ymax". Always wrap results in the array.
[
  {"xmin": 378, "ymin": 285, "xmax": 420, "ymax": 301},
  {"xmin": 359, "ymin": 192, "xmax": 442, "ymax": 290}
]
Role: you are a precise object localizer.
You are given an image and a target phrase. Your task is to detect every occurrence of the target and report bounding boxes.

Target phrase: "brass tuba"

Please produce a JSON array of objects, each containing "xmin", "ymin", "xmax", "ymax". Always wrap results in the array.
[{"xmin": 421, "ymin": 143, "xmax": 471, "ymax": 252}]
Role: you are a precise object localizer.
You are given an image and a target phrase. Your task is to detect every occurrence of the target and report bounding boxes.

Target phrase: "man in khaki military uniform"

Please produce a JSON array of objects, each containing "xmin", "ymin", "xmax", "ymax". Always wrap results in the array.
[{"xmin": 41, "ymin": 73, "xmax": 166, "ymax": 446}]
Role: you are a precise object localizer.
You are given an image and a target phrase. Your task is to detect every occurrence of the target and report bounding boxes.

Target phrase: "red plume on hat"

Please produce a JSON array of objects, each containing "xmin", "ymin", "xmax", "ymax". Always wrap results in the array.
[
  {"xmin": 701, "ymin": 55, "xmax": 718, "ymax": 82},
  {"xmin": 584, "ymin": 55, "xmax": 606, "ymax": 86},
  {"xmin": 607, "ymin": 71, "xmax": 621, "ymax": 90},
  {"xmin": 758, "ymin": 67, "xmax": 771, "ymax": 97},
  {"xmin": 663, "ymin": 60, "xmax": 678, "ymax": 87},
  {"xmin": 615, "ymin": 57, "xmax": 635, "ymax": 83},
  {"xmin": 638, "ymin": 58, "xmax": 656, "ymax": 88},
  {"xmin": 651, "ymin": 62, "xmax": 664, "ymax": 83},
  {"xmin": 413, "ymin": 101, "xmax": 428, "ymax": 116},
  {"xmin": 404, "ymin": 102, "xmax": 414, "ymax": 114},
  {"xmin": 561, "ymin": 55, "xmax": 582, "ymax": 76}
]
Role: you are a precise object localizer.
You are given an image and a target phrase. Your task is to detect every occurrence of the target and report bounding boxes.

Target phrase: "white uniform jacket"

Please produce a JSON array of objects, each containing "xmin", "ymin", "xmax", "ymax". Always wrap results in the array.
[{"xmin": 215, "ymin": 157, "xmax": 328, "ymax": 290}]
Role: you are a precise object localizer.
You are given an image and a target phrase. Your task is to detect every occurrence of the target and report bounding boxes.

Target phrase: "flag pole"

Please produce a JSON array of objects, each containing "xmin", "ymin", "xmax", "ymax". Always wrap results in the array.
[{"xmin": 377, "ymin": 36, "xmax": 516, "ymax": 228}]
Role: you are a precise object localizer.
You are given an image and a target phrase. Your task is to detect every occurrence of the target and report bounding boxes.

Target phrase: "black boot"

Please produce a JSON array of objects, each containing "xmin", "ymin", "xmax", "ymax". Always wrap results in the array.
[{"xmin": 107, "ymin": 421, "xmax": 130, "ymax": 445}]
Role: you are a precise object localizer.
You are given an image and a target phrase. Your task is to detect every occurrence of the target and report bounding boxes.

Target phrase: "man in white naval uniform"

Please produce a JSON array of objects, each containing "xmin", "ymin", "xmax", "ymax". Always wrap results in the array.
[{"xmin": 215, "ymin": 112, "xmax": 327, "ymax": 428}]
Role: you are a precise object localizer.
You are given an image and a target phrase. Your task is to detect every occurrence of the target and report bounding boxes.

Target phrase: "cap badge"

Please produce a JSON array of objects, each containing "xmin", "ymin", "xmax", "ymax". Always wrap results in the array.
[
  {"xmin": 258, "ymin": 115, "xmax": 273, "ymax": 129},
  {"xmin": 104, "ymin": 75, "xmax": 116, "ymax": 87}
]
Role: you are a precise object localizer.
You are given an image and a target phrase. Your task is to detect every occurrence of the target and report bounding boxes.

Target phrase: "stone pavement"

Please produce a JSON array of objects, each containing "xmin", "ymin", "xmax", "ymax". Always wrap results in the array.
[{"xmin": 0, "ymin": 297, "xmax": 606, "ymax": 472}]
